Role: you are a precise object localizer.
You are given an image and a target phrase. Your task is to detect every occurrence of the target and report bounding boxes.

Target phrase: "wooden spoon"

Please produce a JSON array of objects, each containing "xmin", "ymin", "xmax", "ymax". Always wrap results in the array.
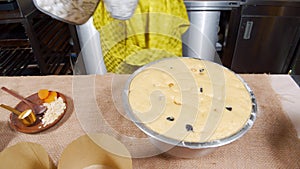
[{"xmin": 1, "ymin": 87, "xmax": 47, "ymax": 115}]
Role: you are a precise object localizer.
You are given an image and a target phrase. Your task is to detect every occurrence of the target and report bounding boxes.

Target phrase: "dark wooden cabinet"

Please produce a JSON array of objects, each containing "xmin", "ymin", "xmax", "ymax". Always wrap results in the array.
[{"xmin": 0, "ymin": 0, "xmax": 80, "ymax": 76}]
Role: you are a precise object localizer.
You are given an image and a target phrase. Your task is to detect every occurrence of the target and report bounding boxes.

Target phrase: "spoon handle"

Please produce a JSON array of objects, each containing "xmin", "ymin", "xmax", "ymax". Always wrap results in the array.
[
  {"xmin": 0, "ymin": 104, "xmax": 21, "ymax": 116},
  {"xmin": 1, "ymin": 87, "xmax": 35, "ymax": 109}
]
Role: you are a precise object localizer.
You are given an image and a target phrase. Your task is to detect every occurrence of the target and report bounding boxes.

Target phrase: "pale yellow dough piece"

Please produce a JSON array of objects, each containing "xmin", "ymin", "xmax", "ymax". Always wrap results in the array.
[{"xmin": 128, "ymin": 58, "xmax": 252, "ymax": 142}]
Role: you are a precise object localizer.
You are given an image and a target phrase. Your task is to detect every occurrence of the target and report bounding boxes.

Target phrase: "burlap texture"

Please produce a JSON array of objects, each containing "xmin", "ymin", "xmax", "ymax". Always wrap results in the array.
[{"xmin": 0, "ymin": 74, "xmax": 299, "ymax": 168}]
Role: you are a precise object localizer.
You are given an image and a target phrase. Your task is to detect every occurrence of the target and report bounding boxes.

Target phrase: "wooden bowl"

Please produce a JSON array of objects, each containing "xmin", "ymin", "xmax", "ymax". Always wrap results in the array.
[{"xmin": 9, "ymin": 92, "xmax": 68, "ymax": 134}]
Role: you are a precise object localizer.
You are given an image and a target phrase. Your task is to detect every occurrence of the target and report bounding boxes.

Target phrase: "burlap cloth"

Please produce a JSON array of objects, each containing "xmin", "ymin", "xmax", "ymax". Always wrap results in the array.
[{"xmin": 0, "ymin": 74, "xmax": 299, "ymax": 168}]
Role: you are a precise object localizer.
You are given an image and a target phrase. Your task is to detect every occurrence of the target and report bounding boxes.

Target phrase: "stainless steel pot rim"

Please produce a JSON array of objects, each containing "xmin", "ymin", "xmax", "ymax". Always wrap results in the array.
[{"xmin": 123, "ymin": 57, "xmax": 257, "ymax": 149}]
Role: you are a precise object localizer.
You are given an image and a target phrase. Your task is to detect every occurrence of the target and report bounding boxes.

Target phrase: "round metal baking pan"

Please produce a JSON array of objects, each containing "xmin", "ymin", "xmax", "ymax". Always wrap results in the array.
[{"xmin": 122, "ymin": 57, "xmax": 257, "ymax": 157}]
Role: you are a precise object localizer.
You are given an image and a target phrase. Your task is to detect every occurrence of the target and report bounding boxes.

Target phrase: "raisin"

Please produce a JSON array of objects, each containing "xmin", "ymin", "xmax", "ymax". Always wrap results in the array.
[
  {"xmin": 166, "ymin": 116, "xmax": 175, "ymax": 121},
  {"xmin": 186, "ymin": 124, "xmax": 193, "ymax": 132},
  {"xmin": 226, "ymin": 106, "xmax": 232, "ymax": 111},
  {"xmin": 199, "ymin": 68, "xmax": 205, "ymax": 72}
]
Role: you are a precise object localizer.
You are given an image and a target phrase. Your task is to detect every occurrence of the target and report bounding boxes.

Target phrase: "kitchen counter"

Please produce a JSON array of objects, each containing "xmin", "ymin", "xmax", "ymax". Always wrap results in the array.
[
  {"xmin": 0, "ymin": 74, "xmax": 299, "ymax": 168},
  {"xmin": 270, "ymin": 75, "xmax": 300, "ymax": 137}
]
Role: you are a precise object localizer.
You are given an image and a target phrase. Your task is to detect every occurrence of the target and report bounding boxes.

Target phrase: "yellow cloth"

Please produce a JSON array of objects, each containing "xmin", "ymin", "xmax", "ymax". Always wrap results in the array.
[{"xmin": 93, "ymin": 0, "xmax": 190, "ymax": 73}]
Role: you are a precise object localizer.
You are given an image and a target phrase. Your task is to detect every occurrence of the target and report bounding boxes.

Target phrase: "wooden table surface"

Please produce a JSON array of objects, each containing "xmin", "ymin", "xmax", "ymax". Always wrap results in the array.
[{"xmin": 0, "ymin": 74, "xmax": 299, "ymax": 169}]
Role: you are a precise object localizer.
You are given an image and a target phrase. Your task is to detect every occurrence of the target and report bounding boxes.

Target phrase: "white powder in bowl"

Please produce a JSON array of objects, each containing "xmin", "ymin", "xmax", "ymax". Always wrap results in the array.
[{"xmin": 42, "ymin": 97, "xmax": 66, "ymax": 127}]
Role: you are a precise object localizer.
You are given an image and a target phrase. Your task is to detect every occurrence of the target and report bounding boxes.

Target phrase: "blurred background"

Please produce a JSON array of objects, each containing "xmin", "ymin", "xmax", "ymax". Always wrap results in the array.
[{"xmin": 0, "ymin": 0, "xmax": 299, "ymax": 77}]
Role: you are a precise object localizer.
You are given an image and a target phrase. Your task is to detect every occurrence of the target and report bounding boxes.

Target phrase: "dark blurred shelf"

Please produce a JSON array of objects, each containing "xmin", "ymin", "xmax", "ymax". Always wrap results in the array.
[
  {"xmin": 30, "ymin": 13, "xmax": 78, "ymax": 75},
  {"xmin": 0, "ymin": 23, "xmax": 27, "ymax": 39},
  {"xmin": 0, "ymin": 0, "xmax": 80, "ymax": 76},
  {"xmin": 0, "ymin": 39, "xmax": 30, "ymax": 47},
  {"xmin": 0, "ymin": 1, "xmax": 18, "ymax": 11},
  {"xmin": 0, "ymin": 47, "xmax": 35, "ymax": 76}
]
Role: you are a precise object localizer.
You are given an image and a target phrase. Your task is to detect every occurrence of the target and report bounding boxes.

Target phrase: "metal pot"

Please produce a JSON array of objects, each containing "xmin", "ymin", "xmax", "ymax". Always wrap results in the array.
[{"xmin": 123, "ymin": 57, "xmax": 257, "ymax": 158}]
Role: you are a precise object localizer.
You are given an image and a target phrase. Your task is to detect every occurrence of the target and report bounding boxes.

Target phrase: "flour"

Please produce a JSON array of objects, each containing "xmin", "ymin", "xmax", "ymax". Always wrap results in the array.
[
  {"xmin": 34, "ymin": 0, "xmax": 99, "ymax": 24},
  {"xmin": 34, "ymin": 0, "xmax": 138, "ymax": 24}
]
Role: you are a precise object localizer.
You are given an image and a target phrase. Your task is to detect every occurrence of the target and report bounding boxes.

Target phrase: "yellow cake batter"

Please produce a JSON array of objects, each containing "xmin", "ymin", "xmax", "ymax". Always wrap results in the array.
[{"xmin": 128, "ymin": 57, "xmax": 252, "ymax": 143}]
